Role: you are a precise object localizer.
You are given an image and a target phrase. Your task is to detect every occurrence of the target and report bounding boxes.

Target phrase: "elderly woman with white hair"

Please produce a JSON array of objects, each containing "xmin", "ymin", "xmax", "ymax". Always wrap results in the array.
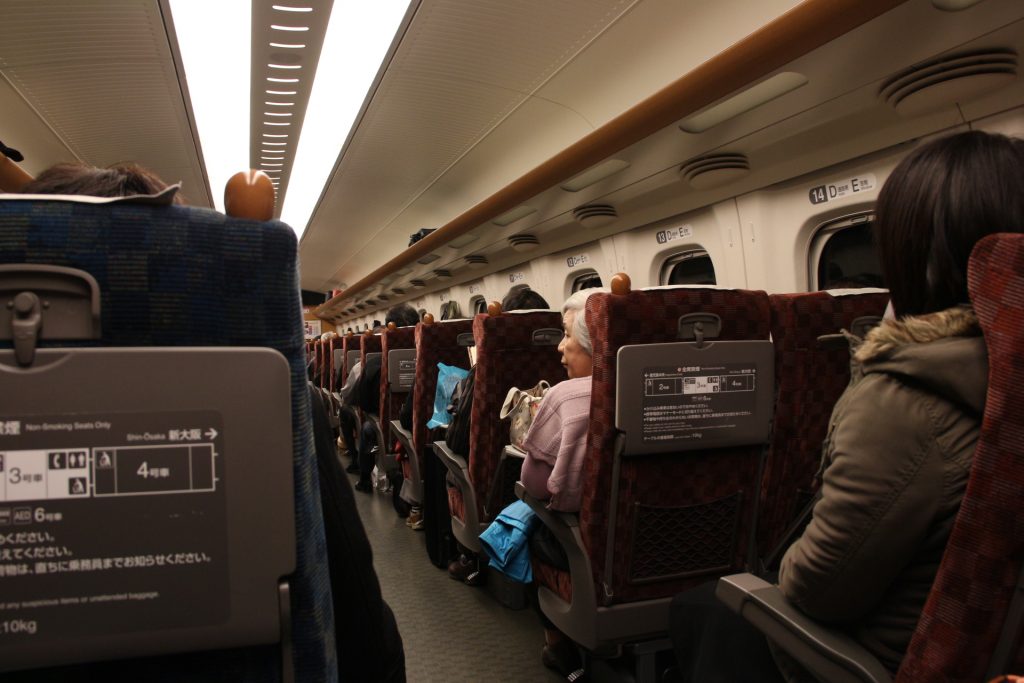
[
  {"xmin": 520, "ymin": 287, "xmax": 602, "ymax": 511},
  {"xmin": 519, "ymin": 287, "xmax": 604, "ymax": 678}
]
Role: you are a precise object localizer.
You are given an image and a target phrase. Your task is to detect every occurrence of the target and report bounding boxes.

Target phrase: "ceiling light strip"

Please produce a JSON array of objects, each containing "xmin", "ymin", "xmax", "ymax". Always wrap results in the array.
[{"xmin": 250, "ymin": 1, "xmax": 334, "ymax": 221}]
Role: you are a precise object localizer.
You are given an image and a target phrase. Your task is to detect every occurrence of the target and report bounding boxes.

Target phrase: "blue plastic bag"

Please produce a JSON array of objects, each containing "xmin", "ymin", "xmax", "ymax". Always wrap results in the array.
[{"xmin": 427, "ymin": 362, "xmax": 470, "ymax": 429}]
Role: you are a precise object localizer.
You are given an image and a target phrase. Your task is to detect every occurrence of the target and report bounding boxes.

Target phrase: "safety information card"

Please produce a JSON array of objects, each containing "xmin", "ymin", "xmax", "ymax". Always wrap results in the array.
[
  {"xmin": 0, "ymin": 410, "xmax": 227, "ymax": 643},
  {"xmin": 641, "ymin": 363, "xmax": 758, "ymax": 443}
]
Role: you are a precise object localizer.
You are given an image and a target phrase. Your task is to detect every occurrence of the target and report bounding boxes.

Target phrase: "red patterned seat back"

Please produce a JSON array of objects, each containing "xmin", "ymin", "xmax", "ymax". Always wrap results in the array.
[
  {"xmin": 412, "ymin": 319, "xmax": 474, "ymax": 470},
  {"xmin": 312, "ymin": 339, "xmax": 322, "ymax": 385},
  {"xmin": 328, "ymin": 336, "xmax": 342, "ymax": 392},
  {"xmin": 579, "ymin": 288, "xmax": 771, "ymax": 606},
  {"xmin": 758, "ymin": 290, "xmax": 889, "ymax": 558},
  {"xmin": 340, "ymin": 335, "xmax": 356, "ymax": 386},
  {"xmin": 358, "ymin": 334, "xmax": 383, "ymax": 421},
  {"xmin": 896, "ymin": 233, "xmax": 1024, "ymax": 682},
  {"xmin": 470, "ymin": 310, "xmax": 564, "ymax": 522},
  {"xmin": 379, "ymin": 326, "xmax": 416, "ymax": 429}
]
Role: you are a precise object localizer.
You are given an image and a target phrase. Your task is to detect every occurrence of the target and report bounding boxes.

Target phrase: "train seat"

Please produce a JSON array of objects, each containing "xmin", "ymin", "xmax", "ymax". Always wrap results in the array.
[
  {"xmin": 517, "ymin": 278, "xmax": 774, "ymax": 679},
  {"xmin": 757, "ymin": 289, "xmax": 889, "ymax": 566},
  {"xmin": 0, "ymin": 189, "xmax": 335, "ymax": 681},
  {"xmin": 328, "ymin": 336, "xmax": 343, "ymax": 393},
  {"xmin": 377, "ymin": 323, "xmax": 415, "ymax": 490},
  {"xmin": 337, "ymin": 333, "xmax": 361, "ymax": 434},
  {"xmin": 356, "ymin": 332, "xmax": 391, "ymax": 474},
  {"xmin": 410, "ymin": 316, "xmax": 473, "ymax": 567},
  {"xmin": 717, "ymin": 232, "xmax": 1024, "ymax": 682},
  {"xmin": 434, "ymin": 306, "xmax": 563, "ymax": 554}
]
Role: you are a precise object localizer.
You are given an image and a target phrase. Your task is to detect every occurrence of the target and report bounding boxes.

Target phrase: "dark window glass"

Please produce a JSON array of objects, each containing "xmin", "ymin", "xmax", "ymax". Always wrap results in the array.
[
  {"xmin": 472, "ymin": 297, "xmax": 487, "ymax": 314},
  {"xmin": 662, "ymin": 251, "xmax": 717, "ymax": 286},
  {"xmin": 817, "ymin": 222, "xmax": 883, "ymax": 290},
  {"xmin": 418, "ymin": 309, "xmax": 428, "ymax": 321},
  {"xmin": 572, "ymin": 272, "xmax": 603, "ymax": 292}
]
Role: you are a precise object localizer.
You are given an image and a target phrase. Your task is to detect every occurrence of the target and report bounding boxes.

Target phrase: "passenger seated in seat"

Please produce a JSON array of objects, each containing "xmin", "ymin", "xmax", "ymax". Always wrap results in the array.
[
  {"xmin": 519, "ymin": 287, "xmax": 604, "ymax": 677},
  {"xmin": 669, "ymin": 130, "xmax": 1024, "ymax": 682},
  {"xmin": 20, "ymin": 161, "xmax": 185, "ymax": 203},
  {"xmin": 501, "ymin": 285, "xmax": 550, "ymax": 311},
  {"xmin": 352, "ymin": 304, "xmax": 421, "ymax": 493}
]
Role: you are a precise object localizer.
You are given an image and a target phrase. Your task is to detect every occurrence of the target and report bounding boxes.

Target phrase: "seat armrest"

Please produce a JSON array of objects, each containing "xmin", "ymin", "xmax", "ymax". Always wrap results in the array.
[
  {"xmin": 716, "ymin": 574, "xmax": 892, "ymax": 683},
  {"xmin": 434, "ymin": 440, "xmax": 469, "ymax": 482},
  {"xmin": 390, "ymin": 420, "xmax": 421, "ymax": 502},
  {"xmin": 515, "ymin": 482, "xmax": 600, "ymax": 648},
  {"xmin": 390, "ymin": 420, "xmax": 413, "ymax": 445}
]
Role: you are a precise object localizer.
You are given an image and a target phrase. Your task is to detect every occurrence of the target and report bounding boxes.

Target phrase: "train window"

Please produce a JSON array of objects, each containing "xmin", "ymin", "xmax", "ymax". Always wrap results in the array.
[
  {"xmin": 418, "ymin": 308, "xmax": 428, "ymax": 321},
  {"xmin": 812, "ymin": 215, "xmax": 884, "ymax": 290},
  {"xmin": 572, "ymin": 270, "xmax": 603, "ymax": 292},
  {"xmin": 660, "ymin": 250, "xmax": 716, "ymax": 285},
  {"xmin": 470, "ymin": 296, "xmax": 487, "ymax": 314}
]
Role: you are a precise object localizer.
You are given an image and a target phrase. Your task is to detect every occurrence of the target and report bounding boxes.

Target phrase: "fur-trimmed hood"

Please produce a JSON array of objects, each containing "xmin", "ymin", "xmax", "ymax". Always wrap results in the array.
[{"xmin": 854, "ymin": 305, "xmax": 987, "ymax": 416}]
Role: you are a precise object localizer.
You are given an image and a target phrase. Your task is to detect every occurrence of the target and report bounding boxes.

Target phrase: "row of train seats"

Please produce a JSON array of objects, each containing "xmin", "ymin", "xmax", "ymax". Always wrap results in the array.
[
  {"xmin": 518, "ymin": 283, "xmax": 894, "ymax": 680},
  {"xmin": 299, "ymin": 244, "xmax": 1023, "ymax": 682},
  {"xmin": 0, "ymin": 193, "xmax": 336, "ymax": 680},
  {"xmin": 317, "ymin": 276, "xmax": 890, "ymax": 677}
]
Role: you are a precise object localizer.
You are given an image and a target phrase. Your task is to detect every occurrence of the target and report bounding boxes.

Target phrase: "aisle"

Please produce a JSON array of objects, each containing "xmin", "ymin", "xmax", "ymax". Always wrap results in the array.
[{"xmin": 348, "ymin": 471, "xmax": 564, "ymax": 683}]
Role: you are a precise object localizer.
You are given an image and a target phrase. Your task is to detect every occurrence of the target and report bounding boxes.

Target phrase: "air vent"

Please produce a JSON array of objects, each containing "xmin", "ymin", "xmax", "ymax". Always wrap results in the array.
[
  {"xmin": 417, "ymin": 253, "xmax": 440, "ymax": 265},
  {"xmin": 377, "ymin": 294, "xmax": 389, "ymax": 301},
  {"xmin": 465, "ymin": 255, "xmax": 489, "ymax": 268},
  {"xmin": 355, "ymin": 304, "xmax": 366, "ymax": 310},
  {"xmin": 508, "ymin": 234, "xmax": 540, "ymax": 252},
  {"xmin": 410, "ymin": 279, "xmax": 426, "ymax": 289},
  {"xmin": 880, "ymin": 48, "xmax": 1018, "ymax": 116},
  {"xmin": 364, "ymin": 299, "xmax": 376, "ymax": 306},
  {"xmin": 433, "ymin": 269, "xmax": 452, "ymax": 280},
  {"xmin": 572, "ymin": 204, "xmax": 618, "ymax": 229},
  {"xmin": 391, "ymin": 287, "xmax": 405, "ymax": 295},
  {"xmin": 679, "ymin": 153, "xmax": 751, "ymax": 190}
]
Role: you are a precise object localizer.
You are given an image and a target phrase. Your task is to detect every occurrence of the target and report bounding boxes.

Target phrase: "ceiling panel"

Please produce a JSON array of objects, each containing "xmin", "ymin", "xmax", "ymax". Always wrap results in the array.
[
  {"xmin": 0, "ymin": 0, "xmax": 211, "ymax": 206},
  {"xmin": 299, "ymin": 0, "xmax": 641, "ymax": 290}
]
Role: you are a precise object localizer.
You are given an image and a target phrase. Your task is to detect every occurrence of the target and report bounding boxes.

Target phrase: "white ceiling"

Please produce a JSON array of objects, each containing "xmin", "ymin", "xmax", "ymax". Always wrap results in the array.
[
  {"xmin": 297, "ymin": 0, "xmax": 803, "ymax": 293},
  {"xmin": 0, "ymin": 0, "xmax": 212, "ymax": 206},
  {"xmin": 4, "ymin": 0, "xmax": 1022, "ymax": 315}
]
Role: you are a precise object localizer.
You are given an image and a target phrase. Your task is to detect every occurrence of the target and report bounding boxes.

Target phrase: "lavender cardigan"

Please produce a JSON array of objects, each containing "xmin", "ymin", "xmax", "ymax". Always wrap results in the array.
[{"xmin": 520, "ymin": 376, "xmax": 592, "ymax": 512}]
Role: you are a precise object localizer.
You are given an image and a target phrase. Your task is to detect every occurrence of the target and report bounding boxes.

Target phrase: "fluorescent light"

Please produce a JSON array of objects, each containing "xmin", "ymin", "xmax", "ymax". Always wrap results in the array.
[
  {"xmin": 168, "ymin": 0, "xmax": 249, "ymax": 211},
  {"xmin": 679, "ymin": 72, "xmax": 808, "ymax": 134},
  {"xmin": 281, "ymin": 1, "xmax": 410, "ymax": 237}
]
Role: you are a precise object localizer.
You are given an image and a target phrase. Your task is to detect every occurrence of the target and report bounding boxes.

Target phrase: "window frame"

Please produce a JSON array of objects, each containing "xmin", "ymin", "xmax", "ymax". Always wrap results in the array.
[
  {"xmin": 658, "ymin": 248, "xmax": 717, "ymax": 286},
  {"xmin": 570, "ymin": 269, "xmax": 603, "ymax": 293},
  {"xmin": 807, "ymin": 211, "xmax": 877, "ymax": 291}
]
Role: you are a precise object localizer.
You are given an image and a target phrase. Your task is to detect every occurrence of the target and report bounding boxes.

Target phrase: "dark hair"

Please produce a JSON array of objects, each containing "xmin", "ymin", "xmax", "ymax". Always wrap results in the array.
[
  {"xmin": 501, "ymin": 285, "xmax": 549, "ymax": 311},
  {"xmin": 21, "ymin": 162, "xmax": 182, "ymax": 203},
  {"xmin": 384, "ymin": 303, "xmax": 420, "ymax": 328},
  {"xmin": 875, "ymin": 130, "xmax": 1024, "ymax": 317}
]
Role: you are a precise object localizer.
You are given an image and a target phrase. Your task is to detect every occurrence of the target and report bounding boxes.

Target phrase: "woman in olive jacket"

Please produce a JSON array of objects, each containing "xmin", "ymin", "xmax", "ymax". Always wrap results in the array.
[
  {"xmin": 777, "ymin": 130, "xmax": 1024, "ymax": 677},
  {"xmin": 670, "ymin": 130, "xmax": 1024, "ymax": 682}
]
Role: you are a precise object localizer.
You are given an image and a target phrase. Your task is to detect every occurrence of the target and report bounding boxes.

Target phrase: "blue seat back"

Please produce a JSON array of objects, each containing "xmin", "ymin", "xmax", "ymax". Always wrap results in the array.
[{"xmin": 0, "ymin": 198, "xmax": 336, "ymax": 682}]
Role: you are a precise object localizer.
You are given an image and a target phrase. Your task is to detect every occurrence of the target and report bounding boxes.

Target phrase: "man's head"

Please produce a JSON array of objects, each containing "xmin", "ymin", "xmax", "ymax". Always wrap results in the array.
[{"xmin": 385, "ymin": 303, "xmax": 420, "ymax": 328}]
